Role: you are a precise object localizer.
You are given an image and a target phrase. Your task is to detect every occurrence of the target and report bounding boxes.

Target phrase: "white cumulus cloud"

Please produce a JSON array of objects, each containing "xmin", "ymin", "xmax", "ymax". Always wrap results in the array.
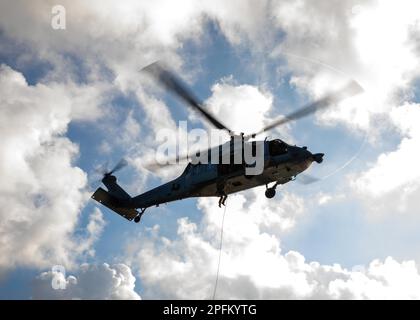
[
  {"xmin": 271, "ymin": 0, "xmax": 420, "ymax": 132},
  {"xmin": 352, "ymin": 103, "xmax": 420, "ymax": 214},
  {"xmin": 32, "ymin": 263, "xmax": 141, "ymax": 300},
  {"xmin": 127, "ymin": 190, "xmax": 420, "ymax": 299},
  {"xmin": 0, "ymin": 65, "xmax": 107, "ymax": 272}
]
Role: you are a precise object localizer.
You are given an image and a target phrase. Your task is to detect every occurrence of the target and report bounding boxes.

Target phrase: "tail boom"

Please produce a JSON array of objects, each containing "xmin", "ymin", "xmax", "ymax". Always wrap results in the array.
[{"xmin": 91, "ymin": 187, "xmax": 138, "ymax": 221}]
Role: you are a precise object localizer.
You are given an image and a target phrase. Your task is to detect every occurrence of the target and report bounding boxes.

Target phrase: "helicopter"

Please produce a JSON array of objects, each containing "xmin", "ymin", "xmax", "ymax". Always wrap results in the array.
[{"xmin": 91, "ymin": 62, "xmax": 363, "ymax": 223}]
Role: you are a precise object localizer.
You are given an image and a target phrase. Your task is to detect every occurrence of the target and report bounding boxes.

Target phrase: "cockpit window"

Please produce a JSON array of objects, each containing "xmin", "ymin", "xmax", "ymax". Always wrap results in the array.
[{"xmin": 268, "ymin": 139, "xmax": 288, "ymax": 156}]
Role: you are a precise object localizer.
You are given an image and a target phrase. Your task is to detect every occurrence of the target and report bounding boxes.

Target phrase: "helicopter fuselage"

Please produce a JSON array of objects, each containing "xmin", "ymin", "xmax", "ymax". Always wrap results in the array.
[
  {"xmin": 129, "ymin": 139, "xmax": 321, "ymax": 209},
  {"xmin": 92, "ymin": 138, "xmax": 323, "ymax": 222}
]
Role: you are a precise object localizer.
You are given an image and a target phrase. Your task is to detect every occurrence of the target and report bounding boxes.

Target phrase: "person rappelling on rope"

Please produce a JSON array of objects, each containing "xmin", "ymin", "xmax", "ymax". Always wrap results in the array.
[{"xmin": 217, "ymin": 179, "xmax": 227, "ymax": 207}]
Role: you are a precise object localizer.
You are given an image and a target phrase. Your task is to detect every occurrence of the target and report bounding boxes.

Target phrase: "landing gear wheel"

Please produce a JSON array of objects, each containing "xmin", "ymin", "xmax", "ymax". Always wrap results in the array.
[
  {"xmin": 134, "ymin": 215, "xmax": 141, "ymax": 223},
  {"xmin": 265, "ymin": 188, "xmax": 276, "ymax": 199}
]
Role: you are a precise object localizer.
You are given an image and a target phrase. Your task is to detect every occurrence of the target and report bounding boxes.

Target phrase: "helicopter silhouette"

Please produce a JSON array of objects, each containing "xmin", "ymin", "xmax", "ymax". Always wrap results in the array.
[{"xmin": 91, "ymin": 62, "xmax": 363, "ymax": 223}]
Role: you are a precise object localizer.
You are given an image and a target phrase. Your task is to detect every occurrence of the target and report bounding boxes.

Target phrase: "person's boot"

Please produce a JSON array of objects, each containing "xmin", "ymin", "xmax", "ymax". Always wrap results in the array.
[{"xmin": 222, "ymin": 195, "xmax": 227, "ymax": 206}]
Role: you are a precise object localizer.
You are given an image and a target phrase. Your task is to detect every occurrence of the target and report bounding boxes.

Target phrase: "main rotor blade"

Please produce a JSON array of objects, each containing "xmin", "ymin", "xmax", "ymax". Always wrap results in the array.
[
  {"xmin": 246, "ymin": 80, "xmax": 363, "ymax": 139},
  {"xmin": 142, "ymin": 62, "xmax": 232, "ymax": 133},
  {"xmin": 143, "ymin": 153, "xmax": 196, "ymax": 172},
  {"xmin": 109, "ymin": 158, "xmax": 128, "ymax": 175}
]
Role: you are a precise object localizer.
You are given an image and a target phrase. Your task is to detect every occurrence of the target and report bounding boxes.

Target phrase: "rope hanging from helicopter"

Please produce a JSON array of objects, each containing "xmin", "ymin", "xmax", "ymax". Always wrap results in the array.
[{"xmin": 212, "ymin": 200, "xmax": 227, "ymax": 300}]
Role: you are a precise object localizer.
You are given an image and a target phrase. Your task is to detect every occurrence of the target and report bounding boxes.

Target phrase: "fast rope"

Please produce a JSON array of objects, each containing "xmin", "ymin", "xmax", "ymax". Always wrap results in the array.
[{"xmin": 212, "ymin": 200, "xmax": 227, "ymax": 300}]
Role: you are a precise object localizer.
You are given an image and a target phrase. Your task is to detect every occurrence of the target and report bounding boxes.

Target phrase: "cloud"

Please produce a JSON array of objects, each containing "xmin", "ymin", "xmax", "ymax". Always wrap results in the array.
[
  {"xmin": 126, "ymin": 189, "xmax": 307, "ymax": 299},
  {"xmin": 0, "ymin": 0, "xmax": 276, "ymax": 91},
  {"xmin": 32, "ymin": 263, "xmax": 141, "ymax": 299},
  {"xmin": 271, "ymin": 0, "xmax": 420, "ymax": 132},
  {"xmin": 0, "ymin": 65, "xmax": 107, "ymax": 272},
  {"xmin": 205, "ymin": 77, "xmax": 273, "ymax": 134},
  {"xmin": 3, "ymin": 0, "xmax": 417, "ymax": 134},
  {"xmin": 352, "ymin": 103, "xmax": 420, "ymax": 214},
  {"xmin": 201, "ymin": 0, "xmax": 272, "ymax": 45},
  {"xmin": 127, "ymin": 190, "xmax": 420, "ymax": 299},
  {"xmin": 76, "ymin": 208, "xmax": 107, "ymax": 258}
]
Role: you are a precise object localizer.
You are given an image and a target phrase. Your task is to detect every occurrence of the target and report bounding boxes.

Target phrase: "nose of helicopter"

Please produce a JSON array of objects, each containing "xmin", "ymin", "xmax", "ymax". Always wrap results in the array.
[
  {"xmin": 312, "ymin": 152, "xmax": 324, "ymax": 164},
  {"xmin": 301, "ymin": 147, "xmax": 324, "ymax": 162},
  {"xmin": 293, "ymin": 147, "xmax": 324, "ymax": 170}
]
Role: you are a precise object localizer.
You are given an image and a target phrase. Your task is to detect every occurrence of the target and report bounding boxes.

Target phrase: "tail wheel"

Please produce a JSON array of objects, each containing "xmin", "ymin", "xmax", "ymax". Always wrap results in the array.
[
  {"xmin": 134, "ymin": 215, "xmax": 141, "ymax": 223},
  {"xmin": 265, "ymin": 188, "xmax": 276, "ymax": 199}
]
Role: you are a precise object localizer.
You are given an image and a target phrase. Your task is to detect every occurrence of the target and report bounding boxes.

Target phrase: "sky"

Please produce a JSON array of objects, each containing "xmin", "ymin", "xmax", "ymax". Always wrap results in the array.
[{"xmin": 0, "ymin": 0, "xmax": 420, "ymax": 299}]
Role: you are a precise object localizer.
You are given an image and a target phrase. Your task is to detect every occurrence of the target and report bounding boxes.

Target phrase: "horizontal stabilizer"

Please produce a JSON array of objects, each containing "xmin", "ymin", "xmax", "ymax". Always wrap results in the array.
[{"xmin": 91, "ymin": 187, "xmax": 138, "ymax": 221}]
